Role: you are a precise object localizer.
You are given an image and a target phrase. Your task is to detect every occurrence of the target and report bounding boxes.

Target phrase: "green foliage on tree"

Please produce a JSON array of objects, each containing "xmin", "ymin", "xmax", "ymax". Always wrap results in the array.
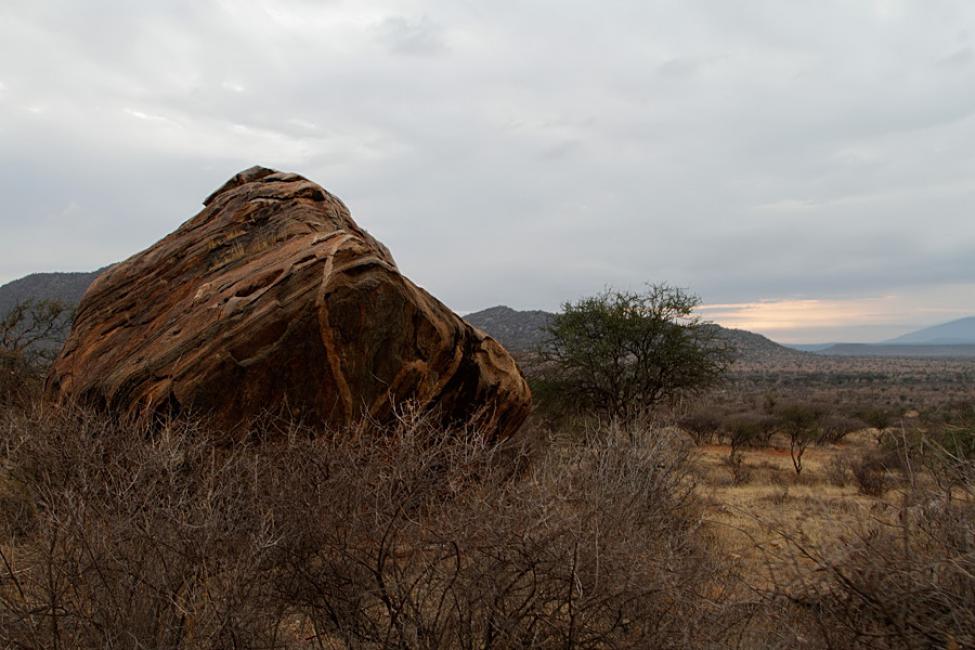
[
  {"xmin": 540, "ymin": 284, "xmax": 734, "ymax": 421},
  {"xmin": 722, "ymin": 412, "xmax": 777, "ymax": 456},
  {"xmin": 680, "ymin": 409, "xmax": 723, "ymax": 445},
  {"xmin": 854, "ymin": 406, "xmax": 894, "ymax": 432},
  {"xmin": 776, "ymin": 402, "xmax": 823, "ymax": 476}
]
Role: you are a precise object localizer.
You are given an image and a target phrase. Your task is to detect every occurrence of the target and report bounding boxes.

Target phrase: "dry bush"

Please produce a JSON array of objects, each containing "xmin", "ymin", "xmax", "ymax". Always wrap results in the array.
[
  {"xmin": 0, "ymin": 403, "xmax": 736, "ymax": 649},
  {"xmin": 920, "ymin": 400, "xmax": 975, "ymax": 428},
  {"xmin": 0, "ymin": 406, "xmax": 285, "ymax": 648},
  {"xmin": 852, "ymin": 450, "xmax": 891, "ymax": 497},
  {"xmin": 0, "ymin": 299, "xmax": 72, "ymax": 408},
  {"xmin": 721, "ymin": 412, "xmax": 777, "ymax": 452},
  {"xmin": 924, "ymin": 426, "xmax": 975, "ymax": 500},
  {"xmin": 852, "ymin": 405, "xmax": 896, "ymax": 433},
  {"xmin": 825, "ymin": 454, "xmax": 854, "ymax": 487},
  {"xmin": 0, "ymin": 350, "xmax": 41, "ymax": 409},
  {"xmin": 723, "ymin": 450, "xmax": 752, "ymax": 486},
  {"xmin": 0, "ymin": 300, "xmax": 73, "ymax": 365},
  {"xmin": 818, "ymin": 414, "xmax": 866, "ymax": 445},
  {"xmin": 679, "ymin": 409, "xmax": 723, "ymax": 445},
  {"xmin": 269, "ymin": 417, "xmax": 732, "ymax": 648}
]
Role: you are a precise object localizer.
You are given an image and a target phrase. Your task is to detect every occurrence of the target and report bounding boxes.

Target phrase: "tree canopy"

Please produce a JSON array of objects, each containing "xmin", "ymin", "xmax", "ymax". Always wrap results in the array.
[{"xmin": 540, "ymin": 284, "xmax": 734, "ymax": 420}]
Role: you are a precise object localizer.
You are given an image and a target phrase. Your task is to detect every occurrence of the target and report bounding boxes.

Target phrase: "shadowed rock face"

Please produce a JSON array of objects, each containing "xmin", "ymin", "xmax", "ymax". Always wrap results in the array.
[{"xmin": 47, "ymin": 167, "xmax": 531, "ymax": 439}]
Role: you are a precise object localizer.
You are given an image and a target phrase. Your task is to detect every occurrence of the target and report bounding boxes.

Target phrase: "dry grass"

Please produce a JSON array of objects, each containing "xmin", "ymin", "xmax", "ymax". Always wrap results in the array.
[{"xmin": 695, "ymin": 434, "xmax": 886, "ymax": 590}]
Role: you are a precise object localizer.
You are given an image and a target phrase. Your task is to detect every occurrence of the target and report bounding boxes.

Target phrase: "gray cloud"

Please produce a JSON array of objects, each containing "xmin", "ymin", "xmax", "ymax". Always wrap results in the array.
[
  {"xmin": 1, "ymin": 0, "xmax": 974, "ymax": 342},
  {"xmin": 377, "ymin": 15, "xmax": 447, "ymax": 55}
]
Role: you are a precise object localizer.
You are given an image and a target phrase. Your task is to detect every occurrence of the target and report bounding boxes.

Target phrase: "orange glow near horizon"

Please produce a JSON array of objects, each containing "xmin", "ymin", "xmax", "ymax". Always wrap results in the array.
[
  {"xmin": 697, "ymin": 297, "xmax": 916, "ymax": 343},
  {"xmin": 699, "ymin": 298, "xmax": 885, "ymax": 329},
  {"xmin": 697, "ymin": 290, "xmax": 975, "ymax": 343}
]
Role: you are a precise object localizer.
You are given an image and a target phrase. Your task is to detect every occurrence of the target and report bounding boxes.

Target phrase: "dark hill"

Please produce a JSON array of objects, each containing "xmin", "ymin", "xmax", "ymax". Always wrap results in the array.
[
  {"xmin": 464, "ymin": 305, "xmax": 807, "ymax": 364},
  {"xmin": 709, "ymin": 325, "xmax": 810, "ymax": 364},
  {"xmin": 0, "ymin": 269, "xmax": 107, "ymax": 316},
  {"xmin": 462, "ymin": 306, "xmax": 554, "ymax": 352}
]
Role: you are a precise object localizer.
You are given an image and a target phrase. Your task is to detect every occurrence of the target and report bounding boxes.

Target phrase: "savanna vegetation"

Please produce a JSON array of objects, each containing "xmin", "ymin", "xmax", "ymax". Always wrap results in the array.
[{"xmin": 1, "ymin": 293, "xmax": 973, "ymax": 648}]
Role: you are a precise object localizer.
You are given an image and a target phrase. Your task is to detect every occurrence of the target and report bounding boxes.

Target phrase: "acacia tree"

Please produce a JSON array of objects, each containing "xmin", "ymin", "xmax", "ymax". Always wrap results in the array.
[
  {"xmin": 540, "ymin": 284, "xmax": 734, "ymax": 421},
  {"xmin": 777, "ymin": 403, "xmax": 824, "ymax": 476},
  {"xmin": 723, "ymin": 412, "xmax": 778, "ymax": 459}
]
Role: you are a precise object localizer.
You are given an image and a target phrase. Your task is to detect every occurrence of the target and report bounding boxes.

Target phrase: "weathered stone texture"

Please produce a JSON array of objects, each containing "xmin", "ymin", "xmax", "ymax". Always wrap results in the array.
[{"xmin": 47, "ymin": 167, "xmax": 531, "ymax": 439}]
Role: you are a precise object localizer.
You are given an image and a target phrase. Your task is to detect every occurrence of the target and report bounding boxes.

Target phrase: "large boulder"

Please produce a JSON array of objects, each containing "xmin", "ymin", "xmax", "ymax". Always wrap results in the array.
[{"xmin": 47, "ymin": 167, "xmax": 531, "ymax": 439}]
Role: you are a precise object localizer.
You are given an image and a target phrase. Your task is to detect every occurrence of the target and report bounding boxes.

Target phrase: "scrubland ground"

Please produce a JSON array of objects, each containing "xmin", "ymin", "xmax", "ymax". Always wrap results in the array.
[
  {"xmin": 697, "ymin": 432, "xmax": 885, "ymax": 573},
  {"xmin": 0, "ymin": 354, "xmax": 973, "ymax": 648},
  {"xmin": 694, "ymin": 426, "xmax": 950, "ymax": 643},
  {"xmin": 699, "ymin": 356, "xmax": 974, "ymax": 577}
]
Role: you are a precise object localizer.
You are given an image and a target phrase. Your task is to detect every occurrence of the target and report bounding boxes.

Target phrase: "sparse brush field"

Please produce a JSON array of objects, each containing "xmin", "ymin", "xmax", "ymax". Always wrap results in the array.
[
  {"xmin": 693, "ymin": 354, "xmax": 975, "ymax": 568},
  {"xmin": 1, "ymin": 352, "xmax": 973, "ymax": 648},
  {"xmin": 696, "ymin": 431, "xmax": 909, "ymax": 592},
  {"xmin": 725, "ymin": 354, "xmax": 975, "ymax": 408}
]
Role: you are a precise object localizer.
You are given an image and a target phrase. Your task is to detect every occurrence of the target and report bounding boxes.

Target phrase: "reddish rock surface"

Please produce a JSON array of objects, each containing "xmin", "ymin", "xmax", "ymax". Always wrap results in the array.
[{"xmin": 47, "ymin": 167, "xmax": 531, "ymax": 439}]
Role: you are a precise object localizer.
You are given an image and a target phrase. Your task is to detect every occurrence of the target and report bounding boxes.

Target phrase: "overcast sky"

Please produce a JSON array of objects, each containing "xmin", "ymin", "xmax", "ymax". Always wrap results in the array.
[{"xmin": 2, "ymin": 0, "xmax": 974, "ymax": 343}]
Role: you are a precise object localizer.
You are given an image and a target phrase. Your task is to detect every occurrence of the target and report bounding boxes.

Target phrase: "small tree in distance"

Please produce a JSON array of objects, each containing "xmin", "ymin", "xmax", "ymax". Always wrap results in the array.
[
  {"xmin": 540, "ymin": 284, "xmax": 734, "ymax": 421},
  {"xmin": 778, "ymin": 402, "xmax": 823, "ymax": 476}
]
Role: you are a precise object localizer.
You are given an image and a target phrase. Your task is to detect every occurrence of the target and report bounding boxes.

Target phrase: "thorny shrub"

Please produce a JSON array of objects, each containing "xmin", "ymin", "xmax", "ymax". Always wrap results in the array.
[
  {"xmin": 0, "ymin": 404, "xmax": 736, "ymax": 649},
  {"xmin": 853, "ymin": 449, "xmax": 892, "ymax": 497},
  {"xmin": 824, "ymin": 453, "xmax": 854, "ymax": 488}
]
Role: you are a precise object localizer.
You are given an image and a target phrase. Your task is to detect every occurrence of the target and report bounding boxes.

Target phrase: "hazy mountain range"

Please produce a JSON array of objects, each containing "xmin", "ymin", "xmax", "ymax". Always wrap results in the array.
[
  {"xmin": 787, "ymin": 316, "xmax": 975, "ymax": 358},
  {"xmin": 885, "ymin": 316, "xmax": 975, "ymax": 345},
  {"xmin": 2, "ymin": 271, "xmax": 974, "ymax": 360},
  {"xmin": 805, "ymin": 343, "xmax": 975, "ymax": 358}
]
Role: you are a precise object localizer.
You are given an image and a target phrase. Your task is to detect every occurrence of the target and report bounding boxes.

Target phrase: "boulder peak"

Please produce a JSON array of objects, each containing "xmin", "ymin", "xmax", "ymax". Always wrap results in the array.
[{"xmin": 48, "ymin": 168, "xmax": 531, "ymax": 439}]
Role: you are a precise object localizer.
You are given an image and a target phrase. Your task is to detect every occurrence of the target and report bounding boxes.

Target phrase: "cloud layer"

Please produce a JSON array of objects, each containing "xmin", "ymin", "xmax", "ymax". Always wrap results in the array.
[{"xmin": 2, "ymin": 0, "xmax": 974, "ymax": 342}]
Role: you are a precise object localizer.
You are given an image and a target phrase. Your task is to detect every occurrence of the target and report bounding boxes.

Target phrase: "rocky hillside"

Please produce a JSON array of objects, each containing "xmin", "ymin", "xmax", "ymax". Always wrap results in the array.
[
  {"xmin": 0, "ymin": 269, "xmax": 106, "ymax": 316},
  {"xmin": 710, "ymin": 325, "xmax": 811, "ymax": 364},
  {"xmin": 462, "ymin": 306, "xmax": 555, "ymax": 352},
  {"xmin": 464, "ymin": 305, "xmax": 807, "ymax": 364}
]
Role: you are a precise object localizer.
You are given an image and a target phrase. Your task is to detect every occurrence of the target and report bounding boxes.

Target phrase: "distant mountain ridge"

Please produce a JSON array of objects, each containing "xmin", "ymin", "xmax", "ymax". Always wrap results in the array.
[
  {"xmin": 812, "ymin": 343, "xmax": 975, "ymax": 358},
  {"xmin": 784, "ymin": 316, "xmax": 975, "ymax": 358},
  {"xmin": 464, "ymin": 305, "xmax": 807, "ymax": 364},
  {"xmin": 885, "ymin": 316, "xmax": 975, "ymax": 345}
]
